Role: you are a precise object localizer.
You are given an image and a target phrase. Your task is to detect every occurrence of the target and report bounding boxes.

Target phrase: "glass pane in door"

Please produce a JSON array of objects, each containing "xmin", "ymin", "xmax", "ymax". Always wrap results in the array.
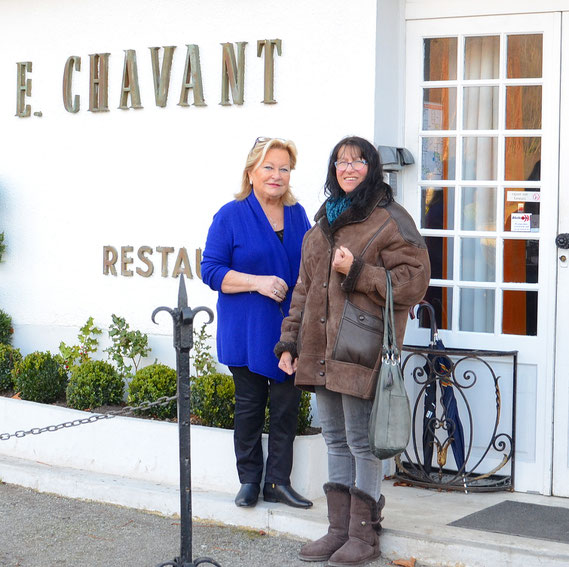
[
  {"xmin": 421, "ymin": 186, "xmax": 455, "ymax": 229},
  {"xmin": 462, "ymin": 137, "xmax": 498, "ymax": 180},
  {"xmin": 464, "ymin": 36, "xmax": 500, "ymax": 79},
  {"xmin": 460, "ymin": 288, "xmax": 495, "ymax": 332},
  {"xmin": 463, "ymin": 86, "xmax": 499, "ymax": 129},
  {"xmin": 504, "ymin": 188, "xmax": 540, "ymax": 231},
  {"xmin": 421, "ymin": 137, "xmax": 456, "ymax": 179},
  {"xmin": 505, "ymin": 137, "xmax": 541, "ymax": 180},
  {"xmin": 462, "ymin": 187, "xmax": 497, "ymax": 231},
  {"xmin": 503, "ymin": 290, "xmax": 538, "ymax": 335},
  {"xmin": 507, "ymin": 34, "xmax": 543, "ymax": 78},
  {"xmin": 423, "ymin": 88, "xmax": 457, "ymax": 130},
  {"xmin": 506, "ymin": 86, "xmax": 542, "ymax": 129},
  {"xmin": 424, "ymin": 37, "xmax": 457, "ymax": 81}
]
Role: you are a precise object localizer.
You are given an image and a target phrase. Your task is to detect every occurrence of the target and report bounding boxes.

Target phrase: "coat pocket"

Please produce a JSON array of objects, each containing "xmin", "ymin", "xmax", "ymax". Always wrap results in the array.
[{"xmin": 332, "ymin": 300, "xmax": 383, "ymax": 369}]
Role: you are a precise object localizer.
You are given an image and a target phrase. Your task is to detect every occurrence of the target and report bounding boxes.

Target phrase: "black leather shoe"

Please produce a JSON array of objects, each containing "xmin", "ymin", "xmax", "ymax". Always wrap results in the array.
[
  {"xmin": 235, "ymin": 483, "xmax": 260, "ymax": 507},
  {"xmin": 263, "ymin": 483, "xmax": 313, "ymax": 508}
]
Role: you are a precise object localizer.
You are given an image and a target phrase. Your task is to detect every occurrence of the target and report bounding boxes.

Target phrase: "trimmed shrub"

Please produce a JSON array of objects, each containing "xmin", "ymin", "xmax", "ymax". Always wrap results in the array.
[
  {"xmin": 0, "ymin": 344, "xmax": 22, "ymax": 392},
  {"xmin": 297, "ymin": 391, "xmax": 313, "ymax": 435},
  {"xmin": 128, "ymin": 363, "xmax": 177, "ymax": 419},
  {"xmin": 191, "ymin": 372, "xmax": 235, "ymax": 429},
  {"xmin": 191, "ymin": 373, "xmax": 314, "ymax": 434},
  {"xmin": 13, "ymin": 351, "xmax": 67, "ymax": 403},
  {"xmin": 263, "ymin": 390, "xmax": 313, "ymax": 435},
  {"xmin": 66, "ymin": 360, "xmax": 124, "ymax": 410},
  {"xmin": 0, "ymin": 309, "xmax": 13, "ymax": 345}
]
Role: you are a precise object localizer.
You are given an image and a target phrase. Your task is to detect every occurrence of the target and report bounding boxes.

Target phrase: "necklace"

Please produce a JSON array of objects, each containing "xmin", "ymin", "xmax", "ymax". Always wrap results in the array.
[{"xmin": 267, "ymin": 215, "xmax": 278, "ymax": 229}]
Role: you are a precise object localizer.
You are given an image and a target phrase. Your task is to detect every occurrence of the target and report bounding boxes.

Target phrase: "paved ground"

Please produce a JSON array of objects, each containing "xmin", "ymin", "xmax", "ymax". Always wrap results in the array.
[{"xmin": 0, "ymin": 483, "xmax": 398, "ymax": 567}]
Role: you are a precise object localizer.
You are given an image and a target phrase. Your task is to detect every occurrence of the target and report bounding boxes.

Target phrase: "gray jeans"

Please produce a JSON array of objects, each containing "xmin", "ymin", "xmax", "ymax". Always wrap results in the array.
[{"xmin": 315, "ymin": 386, "xmax": 382, "ymax": 500}]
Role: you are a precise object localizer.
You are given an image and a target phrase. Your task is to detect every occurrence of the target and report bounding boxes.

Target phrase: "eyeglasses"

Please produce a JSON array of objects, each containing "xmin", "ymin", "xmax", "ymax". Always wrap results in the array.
[
  {"xmin": 334, "ymin": 159, "xmax": 368, "ymax": 172},
  {"xmin": 251, "ymin": 136, "xmax": 286, "ymax": 150}
]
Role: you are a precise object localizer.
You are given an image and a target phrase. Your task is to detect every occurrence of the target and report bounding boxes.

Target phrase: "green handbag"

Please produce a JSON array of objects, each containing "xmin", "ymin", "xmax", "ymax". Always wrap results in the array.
[{"xmin": 368, "ymin": 270, "xmax": 411, "ymax": 460}]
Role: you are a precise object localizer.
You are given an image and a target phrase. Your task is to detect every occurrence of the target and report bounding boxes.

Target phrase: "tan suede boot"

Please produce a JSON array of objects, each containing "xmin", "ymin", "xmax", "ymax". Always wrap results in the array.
[
  {"xmin": 326, "ymin": 487, "xmax": 385, "ymax": 567},
  {"xmin": 298, "ymin": 483, "xmax": 351, "ymax": 562}
]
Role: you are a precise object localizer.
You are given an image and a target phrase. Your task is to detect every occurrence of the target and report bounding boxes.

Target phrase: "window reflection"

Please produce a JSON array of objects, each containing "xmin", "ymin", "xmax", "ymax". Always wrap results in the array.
[
  {"xmin": 422, "ymin": 137, "xmax": 456, "ymax": 180},
  {"xmin": 506, "ymin": 86, "xmax": 542, "ymax": 129},
  {"xmin": 424, "ymin": 37, "xmax": 457, "ymax": 81},
  {"xmin": 505, "ymin": 137, "xmax": 541, "ymax": 180},
  {"xmin": 420, "ymin": 286, "xmax": 453, "ymax": 331},
  {"xmin": 463, "ymin": 86, "xmax": 499, "ymax": 130},
  {"xmin": 460, "ymin": 288, "xmax": 495, "ymax": 333},
  {"xmin": 503, "ymin": 240, "xmax": 539, "ymax": 284},
  {"xmin": 421, "ymin": 187, "xmax": 455, "ymax": 230},
  {"xmin": 464, "ymin": 36, "xmax": 500, "ymax": 80},
  {"xmin": 423, "ymin": 88, "xmax": 457, "ymax": 130},
  {"xmin": 460, "ymin": 237, "xmax": 496, "ymax": 282},
  {"xmin": 425, "ymin": 236, "xmax": 454, "ymax": 280},
  {"xmin": 503, "ymin": 290, "xmax": 538, "ymax": 336},
  {"xmin": 462, "ymin": 137, "xmax": 498, "ymax": 180},
  {"xmin": 507, "ymin": 34, "xmax": 543, "ymax": 78},
  {"xmin": 462, "ymin": 187, "xmax": 496, "ymax": 231}
]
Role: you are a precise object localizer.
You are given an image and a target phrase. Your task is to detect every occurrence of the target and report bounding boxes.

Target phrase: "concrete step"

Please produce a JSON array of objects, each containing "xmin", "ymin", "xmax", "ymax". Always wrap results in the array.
[{"xmin": 1, "ymin": 454, "xmax": 569, "ymax": 567}]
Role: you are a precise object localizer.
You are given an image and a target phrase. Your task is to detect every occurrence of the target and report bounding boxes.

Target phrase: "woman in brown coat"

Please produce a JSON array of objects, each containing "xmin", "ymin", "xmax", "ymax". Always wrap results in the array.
[{"xmin": 275, "ymin": 136, "xmax": 430, "ymax": 566}]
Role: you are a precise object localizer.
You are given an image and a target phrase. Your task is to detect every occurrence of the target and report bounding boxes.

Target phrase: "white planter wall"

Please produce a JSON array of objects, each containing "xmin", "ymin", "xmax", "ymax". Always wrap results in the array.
[{"xmin": 0, "ymin": 397, "xmax": 327, "ymax": 498}]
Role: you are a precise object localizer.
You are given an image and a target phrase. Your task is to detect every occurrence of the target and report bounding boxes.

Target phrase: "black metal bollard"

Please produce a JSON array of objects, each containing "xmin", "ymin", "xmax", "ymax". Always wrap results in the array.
[{"xmin": 153, "ymin": 276, "xmax": 222, "ymax": 567}]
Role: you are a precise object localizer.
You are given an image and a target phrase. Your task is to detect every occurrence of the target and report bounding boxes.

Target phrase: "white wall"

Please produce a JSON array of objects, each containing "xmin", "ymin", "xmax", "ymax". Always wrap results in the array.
[{"xmin": 0, "ymin": 0, "xmax": 379, "ymax": 365}]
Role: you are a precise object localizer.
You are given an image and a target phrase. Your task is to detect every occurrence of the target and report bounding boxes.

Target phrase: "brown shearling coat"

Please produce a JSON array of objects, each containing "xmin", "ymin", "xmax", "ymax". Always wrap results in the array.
[{"xmin": 275, "ymin": 193, "xmax": 430, "ymax": 400}]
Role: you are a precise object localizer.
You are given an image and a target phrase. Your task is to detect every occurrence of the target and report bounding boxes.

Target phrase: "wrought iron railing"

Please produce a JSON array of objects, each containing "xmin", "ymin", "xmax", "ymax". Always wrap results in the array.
[{"xmin": 395, "ymin": 345, "xmax": 517, "ymax": 492}]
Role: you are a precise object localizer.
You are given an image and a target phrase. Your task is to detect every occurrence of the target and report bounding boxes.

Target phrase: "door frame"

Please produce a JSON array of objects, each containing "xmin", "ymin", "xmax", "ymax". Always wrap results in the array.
[
  {"xmin": 552, "ymin": 11, "xmax": 569, "ymax": 498},
  {"xmin": 402, "ymin": 12, "xmax": 562, "ymax": 495}
]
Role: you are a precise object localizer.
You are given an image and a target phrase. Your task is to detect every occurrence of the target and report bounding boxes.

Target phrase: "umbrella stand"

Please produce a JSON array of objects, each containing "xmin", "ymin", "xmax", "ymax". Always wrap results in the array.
[{"xmin": 410, "ymin": 301, "xmax": 466, "ymax": 485}]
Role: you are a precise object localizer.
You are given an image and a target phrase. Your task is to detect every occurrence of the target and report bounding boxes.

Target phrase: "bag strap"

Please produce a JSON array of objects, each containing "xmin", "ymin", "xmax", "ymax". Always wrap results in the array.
[{"xmin": 382, "ymin": 271, "xmax": 400, "ymax": 361}]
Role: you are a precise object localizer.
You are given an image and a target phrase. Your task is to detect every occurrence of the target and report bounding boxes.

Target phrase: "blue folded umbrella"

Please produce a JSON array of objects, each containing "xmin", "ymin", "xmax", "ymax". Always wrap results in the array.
[{"xmin": 415, "ymin": 302, "xmax": 465, "ymax": 474}]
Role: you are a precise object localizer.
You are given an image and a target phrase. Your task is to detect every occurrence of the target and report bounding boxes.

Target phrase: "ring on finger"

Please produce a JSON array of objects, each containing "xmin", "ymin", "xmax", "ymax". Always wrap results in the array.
[{"xmin": 273, "ymin": 289, "xmax": 278, "ymax": 295}]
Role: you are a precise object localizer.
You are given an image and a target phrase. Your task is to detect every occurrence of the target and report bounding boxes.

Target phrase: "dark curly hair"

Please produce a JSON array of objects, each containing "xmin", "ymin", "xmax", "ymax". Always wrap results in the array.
[{"xmin": 324, "ymin": 136, "xmax": 393, "ymax": 207}]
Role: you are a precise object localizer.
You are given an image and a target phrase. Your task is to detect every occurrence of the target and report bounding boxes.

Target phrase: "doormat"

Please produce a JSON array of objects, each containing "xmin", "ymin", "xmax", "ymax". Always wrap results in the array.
[{"xmin": 449, "ymin": 501, "xmax": 569, "ymax": 544}]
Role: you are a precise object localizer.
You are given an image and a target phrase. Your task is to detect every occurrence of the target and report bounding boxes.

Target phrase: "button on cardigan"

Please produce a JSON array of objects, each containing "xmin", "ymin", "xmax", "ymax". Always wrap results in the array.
[{"xmin": 201, "ymin": 192, "xmax": 311, "ymax": 382}]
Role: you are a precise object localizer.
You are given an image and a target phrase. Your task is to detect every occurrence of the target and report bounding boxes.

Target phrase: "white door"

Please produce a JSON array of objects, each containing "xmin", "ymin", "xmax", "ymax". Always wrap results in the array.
[
  {"xmin": 403, "ymin": 13, "xmax": 562, "ymax": 495},
  {"xmin": 552, "ymin": 12, "xmax": 569, "ymax": 498}
]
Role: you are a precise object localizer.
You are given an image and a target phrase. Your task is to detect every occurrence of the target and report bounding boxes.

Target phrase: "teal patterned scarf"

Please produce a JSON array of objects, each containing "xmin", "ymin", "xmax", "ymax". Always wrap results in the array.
[{"xmin": 326, "ymin": 195, "xmax": 352, "ymax": 225}]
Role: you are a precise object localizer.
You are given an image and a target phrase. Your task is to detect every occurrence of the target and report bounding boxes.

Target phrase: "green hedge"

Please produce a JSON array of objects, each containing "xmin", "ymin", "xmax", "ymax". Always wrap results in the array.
[
  {"xmin": 13, "ymin": 351, "xmax": 67, "ymax": 403},
  {"xmin": 128, "ymin": 363, "xmax": 177, "ymax": 419},
  {"xmin": 0, "ymin": 309, "xmax": 13, "ymax": 345},
  {"xmin": 66, "ymin": 360, "xmax": 124, "ymax": 410},
  {"xmin": 0, "ymin": 344, "xmax": 22, "ymax": 392}
]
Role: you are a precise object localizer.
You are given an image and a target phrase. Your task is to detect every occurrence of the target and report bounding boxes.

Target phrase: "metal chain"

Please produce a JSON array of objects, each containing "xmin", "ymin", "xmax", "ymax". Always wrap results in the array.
[{"xmin": 0, "ymin": 394, "xmax": 178, "ymax": 441}]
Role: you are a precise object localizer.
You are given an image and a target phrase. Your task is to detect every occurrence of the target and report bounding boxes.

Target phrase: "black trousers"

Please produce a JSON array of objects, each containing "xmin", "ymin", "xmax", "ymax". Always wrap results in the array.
[{"xmin": 229, "ymin": 366, "xmax": 301, "ymax": 485}]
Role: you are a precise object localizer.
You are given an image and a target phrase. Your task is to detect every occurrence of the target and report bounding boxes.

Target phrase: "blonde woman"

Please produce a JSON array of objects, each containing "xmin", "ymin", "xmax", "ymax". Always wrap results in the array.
[{"xmin": 202, "ymin": 137, "xmax": 312, "ymax": 509}]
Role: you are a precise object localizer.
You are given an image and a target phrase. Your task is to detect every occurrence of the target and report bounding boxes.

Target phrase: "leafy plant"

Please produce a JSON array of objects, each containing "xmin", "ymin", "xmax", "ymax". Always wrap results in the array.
[
  {"xmin": 191, "ymin": 323, "xmax": 217, "ymax": 378},
  {"xmin": 297, "ymin": 391, "xmax": 313, "ymax": 435},
  {"xmin": 66, "ymin": 360, "xmax": 124, "ymax": 410},
  {"xmin": 59, "ymin": 317, "xmax": 102, "ymax": 370},
  {"xmin": 105, "ymin": 314, "xmax": 150, "ymax": 379},
  {"xmin": 191, "ymin": 372, "xmax": 235, "ymax": 429},
  {"xmin": 128, "ymin": 363, "xmax": 177, "ymax": 419},
  {"xmin": 263, "ymin": 390, "xmax": 313, "ymax": 435},
  {"xmin": 0, "ymin": 231, "xmax": 5, "ymax": 263},
  {"xmin": 0, "ymin": 309, "xmax": 14, "ymax": 345},
  {"xmin": 12, "ymin": 351, "xmax": 67, "ymax": 403},
  {"xmin": 0, "ymin": 344, "xmax": 22, "ymax": 392}
]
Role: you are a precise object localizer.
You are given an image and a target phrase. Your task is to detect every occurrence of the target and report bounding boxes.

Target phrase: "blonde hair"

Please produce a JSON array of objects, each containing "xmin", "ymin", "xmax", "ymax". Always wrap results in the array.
[{"xmin": 235, "ymin": 138, "xmax": 298, "ymax": 205}]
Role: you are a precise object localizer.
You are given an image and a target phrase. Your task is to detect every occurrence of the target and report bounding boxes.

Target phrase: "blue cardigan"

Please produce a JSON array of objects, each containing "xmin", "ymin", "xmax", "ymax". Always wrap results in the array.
[{"xmin": 201, "ymin": 192, "xmax": 311, "ymax": 382}]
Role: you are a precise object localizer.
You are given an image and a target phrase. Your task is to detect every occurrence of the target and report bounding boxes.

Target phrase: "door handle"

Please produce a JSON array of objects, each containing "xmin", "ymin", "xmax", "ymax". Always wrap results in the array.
[{"xmin": 556, "ymin": 233, "xmax": 569, "ymax": 249}]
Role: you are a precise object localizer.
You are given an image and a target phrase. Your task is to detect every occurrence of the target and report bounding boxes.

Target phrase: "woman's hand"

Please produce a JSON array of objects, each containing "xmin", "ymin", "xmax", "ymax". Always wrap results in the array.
[
  {"xmin": 256, "ymin": 275, "xmax": 289, "ymax": 303},
  {"xmin": 278, "ymin": 351, "xmax": 298, "ymax": 375},
  {"xmin": 332, "ymin": 246, "xmax": 354, "ymax": 275}
]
